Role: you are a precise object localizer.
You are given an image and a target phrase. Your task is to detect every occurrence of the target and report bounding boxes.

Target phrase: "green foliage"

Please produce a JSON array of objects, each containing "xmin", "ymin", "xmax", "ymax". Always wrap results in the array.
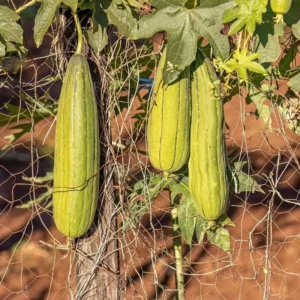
[
  {"xmin": 223, "ymin": 0, "xmax": 268, "ymax": 36},
  {"xmin": 122, "ymin": 173, "xmax": 173, "ymax": 231},
  {"xmin": 292, "ymin": 21, "xmax": 300, "ymax": 39},
  {"xmin": 229, "ymin": 161, "xmax": 265, "ymax": 194},
  {"xmin": 288, "ymin": 73, "xmax": 300, "ymax": 92},
  {"xmin": 0, "ymin": 99, "xmax": 55, "ymax": 147},
  {"xmin": 216, "ymin": 48, "xmax": 267, "ymax": 82},
  {"xmin": 17, "ymin": 172, "xmax": 53, "ymax": 209},
  {"xmin": 278, "ymin": 46, "xmax": 298, "ymax": 77},
  {"xmin": 247, "ymin": 84, "xmax": 273, "ymax": 130},
  {"xmin": 85, "ymin": 1, "xmax": 108, "ymax": 52},
  {"xmin": 207, "ymin": 227, "xmax": 231, "ymax": 252},
  {"xmin": 257, "ymin": 21, "xmax": 285, "ymax": 64},
  {"xmin": 33, "ymin": 0, "xmax": 137, "ymax": 51},
  {"xmin": 130, "ymin": 1, "xmax": 234, "ymax": 84},
  {"xmin": 0, "ymin": 5, "xmax": 23, "ymax": 56},
  {"xmin": 177, "ymin": 195, "xmax": 197, "ymax": 245},
  {"xmin": 34, "ymin": 0, "xmax": 61, "ymax": 48}
]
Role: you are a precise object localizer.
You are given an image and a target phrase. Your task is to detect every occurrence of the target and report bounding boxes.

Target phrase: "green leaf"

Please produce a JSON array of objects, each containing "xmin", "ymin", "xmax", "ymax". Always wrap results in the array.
[
  {"xmin": 34, "ymin": 0, "xmax": 61, "ymax": 48},
  {"xmin": 217, "ymin": 215, "xmax": 235, "ymax": 227},
  {"xmin": 104, "ymin": 0, "xmax": 137, "ymax": 37},
  {"xmin": 2, "ymin": 57, "xmax": 23, "ymax": 74},
  {"xmin": 231, "ymin": 161, "xmax": 265, "ymax": 194},
  {"xmin": 207, "ymin": 227, "xmax": 231, "ymax": 252},
  {"xmin": 284, "ymin": 0, "xmax": 300, "ymax": 26},
  {"xmin": 130, "ymin": 173, "xmax": 171, "ymax": 201},
  {"xmin": 248, "ymin": 84, "xmax": 272, "ymax": 130},
  {"xmin": 86, "ymin": 1, "xmax": 108, "ymax": 52},
  {"xmin": 62, "ymin": 0, "xmax": 78, "ymax": 11},
  {"xmin": 219, "ymin": 48, "xmax": 267, "ymax": 81},
  {"xmin": 0, "ymin": 41, "xmax": 5, "ymax": 56},
  {"xmin": 152, "ymin": 0, "xmax": 186, "ymax": 10},
  {"xmin": 2, "ymin": 123, "xmax": 33, "ymax": 146},
  {"xmin": 0, "ymin": 5, "xmax": 20, "ymax": 21},
  {"xmin": 195, "ymin": 217, "xmax": 206, "ymax": 244},
  {"xmin": 123, "ymin": 173, "xmax": 166, "ymax": 231},
  {"xmin": 198, "ymin": 0, "xmax": 234, "ymax": 8},
  {"xmin": 223, "ymin": 0, "xmax": 268, "ymax": 36},
  {"xmin": 178, "ymin": 195, "xmax": 197, "ymax": 245},
  {"xmin": 79, "ymin": 0, "xmax": 93, "ymax": 10},
  {"xmin": 257, "ymin": 21, "xmax": 285, "ymax": 64},
  {"xmin": 0, "ymin": 5, "xmax": 23, "ymax": 44},
  {"xmin": 292, "ymin": 21, "xmax": 300, "ymax": 39},
  {"xmin": 153, "ymin": 0, "xmax": 233, "ymax": 10},
  {"xmin": 170, "ymin": 176, "xmax": 189, "ymax": 201},
  {"xmin": 0, "ymin": 101, "xmax": 52, "ymax": 130},
  {"xmin": 130, "ymin": 2, "xmax": 234, "ymax": 84},
  {"xmin": 278, "ymin": 46, "xmax": 298, "ymax": 77},
  {"xmin": 288, "ymin": 73, "xmax": 300, "ymax": 92}
]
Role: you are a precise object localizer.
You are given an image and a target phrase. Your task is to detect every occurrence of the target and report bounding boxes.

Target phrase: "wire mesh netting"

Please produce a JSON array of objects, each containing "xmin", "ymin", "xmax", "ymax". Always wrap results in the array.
[{"xmin": 0, "ymin": 4, "xmax": 300, "ymax": 300}]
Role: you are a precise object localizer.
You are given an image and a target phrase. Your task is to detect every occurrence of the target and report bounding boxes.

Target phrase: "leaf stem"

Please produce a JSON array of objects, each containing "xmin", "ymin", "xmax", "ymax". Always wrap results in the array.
[
  {"xmin": 15, "ymin": 0, "xmax": 37, "ymax": 14},
  {"xmin": 170, "ymin": 193, "xmax": 185, "ymax": 300},
  {"xmin": 236, "ymin": 31, "xmax": 243, "ymax": 52},
  {"xmin": 73, "ymin": 11, "xmax": 83, "ymax": 54}
]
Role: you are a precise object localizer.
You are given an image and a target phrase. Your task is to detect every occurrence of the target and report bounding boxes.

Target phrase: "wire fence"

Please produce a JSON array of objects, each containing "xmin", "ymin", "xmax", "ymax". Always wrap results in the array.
[{"xmin": 0, "ymin": 7, "xmax": 300, "ymax": 300}]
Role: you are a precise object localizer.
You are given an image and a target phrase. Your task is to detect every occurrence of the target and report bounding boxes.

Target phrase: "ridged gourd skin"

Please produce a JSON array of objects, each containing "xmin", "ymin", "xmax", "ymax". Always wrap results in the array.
[
  {"xmin": 189, "ymin": 52, "xmax": 228, "ymax": 220},
  {"xmin": 53, "ymin": 54, "xmax": 100, "ymax": 238},
  {"xmin": 147, "ymin": 48, "xmax": 191, "ymax": 173},
  {"xmin": 270, "ymin": 0, "xmax": 292, "ymax": 14}
]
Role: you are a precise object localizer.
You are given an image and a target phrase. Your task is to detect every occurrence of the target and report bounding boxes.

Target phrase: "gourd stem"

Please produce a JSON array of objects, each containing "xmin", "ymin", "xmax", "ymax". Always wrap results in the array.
[
  {"xmin": 170, "ymin": 192, "xmax": 185, "ymax": 300},
  {"xmin": 73, "ymin": 12, "xmax": 83, "ymax": 54}
]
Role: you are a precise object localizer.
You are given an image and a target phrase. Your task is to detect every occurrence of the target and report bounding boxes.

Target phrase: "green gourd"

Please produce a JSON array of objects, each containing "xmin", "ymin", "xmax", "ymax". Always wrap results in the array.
[
  {"xmin": 270, "ymin": 0, "xmax": 292, "ymax": 23},
  {"xmin": 147, "ymin": 47, "xmax": 191, "ymax": 173},
  {"xmin": 53, "ymin": 54, "xmax": 100, "ymax": 238},
  {"xmin": 189, "ymin": 51, "xmax": 229, "ymax": 220}
]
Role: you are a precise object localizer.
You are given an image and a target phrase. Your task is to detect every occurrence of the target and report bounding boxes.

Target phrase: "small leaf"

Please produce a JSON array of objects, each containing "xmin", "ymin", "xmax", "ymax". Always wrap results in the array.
[
  {"xmin": 86, "ymin": 1, "xmax": 108, "ymax": 52},
  {"xmin": 0, "ymin": 5, "xmax": 20, "ymax": 21},
  {"xmin": 207, "ymin": 227, "xmax": 231, "ymax": 252},
  {"xmin": 7, "ymin": 123, "xmax": 33, "ymax": 143},
  {"xmin": 0, "ymin": 41, "xmax": 5, "ymax": 57},
  {"xmin": 292, "ymin": 21, "xmax": 300, "ymax": 39},
  {"xmin": 34, "ymin": 0, "xmax": 61, "ymax": 48},
  {"xmin": 223, "ymin": 0, "xmax": 268, "ymax": 36},
  {"xmin": 195, "ymin": 217, "xmax": 206, "ymax": 244},
  {"xmin": 104, "ymin": 0, "xmax": 137, "ymax": 37},
  {"xmin": 258, "ymin": 22, "xmax": 285, "ymax": 64},
  {"xmin": 217, "ymin": 214, "xmax": 235, "ymax": 227},
  {"xmin": 278, "ymin": 46, "xmax": 298, "ymax": 77},
  {"xmin": 2, "ymin": 57, "xmax": 23, "ymax": 74},
  {"xmin": 79, "ymin": 0, "xmax": 93, "ymax": 10},
  {"xmin": 0, "ymin": 5, "xmax": 23, "ymax": 44},
  {"xmin": 248, "ymin": 85, "xmax": 272, "ymax": 130},
  {"xmin": 288, "ymin": 73, "xmax": 300, "ymax": 92},
  {"xmin": 178, "ymin": 195, "xmax": 197, "ymax": 245},
  {"xmin": 231, "ymin": 161, "xmax": 265, "ymax": 194},
  {"xmin": 170, "ymin": 177, "xmax": 189, "ymax": 201}
]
